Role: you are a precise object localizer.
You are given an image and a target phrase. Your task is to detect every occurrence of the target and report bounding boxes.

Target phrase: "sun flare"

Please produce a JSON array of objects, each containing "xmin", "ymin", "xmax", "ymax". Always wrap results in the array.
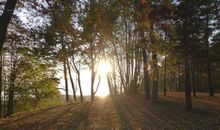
[
  {"xmin": 97, "ymin": 87, "xmax": 109, "ymax": 97},
  {"xmin": 97, "ymin": 60, "xmax": 112, "ymax": 76}
]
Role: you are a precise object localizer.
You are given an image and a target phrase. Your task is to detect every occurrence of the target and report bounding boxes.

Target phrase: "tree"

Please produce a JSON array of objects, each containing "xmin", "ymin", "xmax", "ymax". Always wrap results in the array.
[{"xmin": 0, "ymin": 0, "xmax": 17, "ymax": 52}]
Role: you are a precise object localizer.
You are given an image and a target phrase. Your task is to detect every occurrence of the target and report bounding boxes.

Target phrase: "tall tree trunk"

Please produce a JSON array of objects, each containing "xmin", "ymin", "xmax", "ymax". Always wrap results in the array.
[
  {"xmin": 107, "ymin": 74, "xmax": 112, "ymax": 96},
  {"xmin": 120, "ymin": 81, "xmax": 123, "ymax": 95},
  {"xmin": 163, "ymin": 55, "xmax": 167, "ymax": 96},
  {"xmin": 77, "ymin": 72, "xmax": 83, "ymax": 102},
  {"xmin": 184, "ymin": 42, "xmax": 192, "ymax": 110},
  {"xmin": 150, "ymin": 23, "xmax": 158, "ymax": 102},
  {"xmin": 63, "ymin": 59, "xmax": 69, "ymax": 102},
  {"xmin": 178, "ymin": 64, "xmax": 181, "ymax": 91},
  {"xmin": 152, "ymin": 53, "xmax": 159, "ymax": 102},
  {"xmin": 91, "ymin": 67, "xmax": 95, "ymax": 102},
  {"xmin": 175, "ymin": 72, "xmax": 178, "ymax": 91},
  {"xmin": 67, "ymin": 59, "xmax": 77, "ymax": 101},
  {"xmin": 0, "ymin": 54, "xmax": 2, "ymax": 117},
  {"xmin": 142, "ymin": 48, "xmax": 150, "ymax": 99},
  {"xmin": 90, "ymin": 41, "xmax": 95, "ymax": 102},
  {"xmin": 112, "ymin": 42, "xmax": 126, "ymax": 93},
  {"xmin": 113, "ymin": 62, "xmax": 117, "ymax": 95},
  {"xmin": 126, "ymin": 54, "xmax": 130, "ymax": 89},
  {"xmin": 206, "ymin": 47, "xmax": 213, "ymax": 96},
  {"xmin": 206, "ymin": 13, "xmax": 214, "ymax": 96},
  {"xmin": 72, "ymin": 58, "xmax": 83, "ymax": 102},
  {"xmin": 0, "ymin": 0, "xmax": 17, "ymax": 52},
  {"xmin": 200, "ymin": 68, "xmax": 203, "ymax": 92},
  {"xmin": 34, "ymin": 88, "xmax": 39, "ymax": 109},
  {"xmin": 191, "ymin": 56, "xmax": 196, "ymax": 97},
  {"xmin": 7, "ymin": 57, "xmax": 16, "ymax": 116}
]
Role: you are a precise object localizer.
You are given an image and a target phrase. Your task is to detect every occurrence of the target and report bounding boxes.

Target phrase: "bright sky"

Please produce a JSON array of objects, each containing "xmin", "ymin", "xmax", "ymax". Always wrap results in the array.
[{"xmin": 57, "ymin": 60, "xmax": 111, "ymax": 97}]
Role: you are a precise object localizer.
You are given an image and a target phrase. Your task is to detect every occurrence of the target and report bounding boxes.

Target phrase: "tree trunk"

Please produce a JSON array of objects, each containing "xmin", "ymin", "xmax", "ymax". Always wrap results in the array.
[
  {"xmin": 90, "ymin": 41, "xmax": 95, "ymax": 102},
  {"xmin": 207, "ymin": 48, "xmax": 213, "ymax": 96},
  {"xmin": 152, "ymin": 53, "xmax": 159, "ymax": 102},
  {"xmin": 72, "ymin": 58, "xmax": 83, "ymax": 102},
  {"xmin": 91, "ymin": 68, "xmax": 95, "ymax": 102},
  {"xmin": 163, "ymin": 55, "xmax": 167, "ymax": 96},
  {"xmin": 7, "ymin": 57, "xmax": 16, "ymax": 116},
  {"xmin": 191, "ymin": 56, "xmax": 196, "ymax": 97},
  {"xmin": 67, "ymin": 59, "xmax": 77, "ymax": 101},
  {"xmin": 200, "ymin": 68, "xmax": 203, "ymax": 92},
  {"xmin": 107, "ymin": 74, "xmax": 112, "ymax": 96},
  {"xmin": 178, "ymin": 64, "xmax": 181, "ymax": 91},
  {"xmin": 63, "ymin": 59, "xmax": 69, "ymax": 102},
  {"xmin": 0, "ymin": 54, "xmax": 2, "ymax": 117},
  {"xmin": 142, "ymin": 48, "xmax": 150, "ymax": 99},
  {"xmin": 77, "ymin": 72, "xmax": 83, "ymax": 102},
  {"xmin": 175, "ymin": 72, "xmax": 178, "ymax": 91},
  {"xmin": 0, "ymin": 0, "xmax": 17, "ymax": 52},
  {"xmin": 34, "ymin": 88, "xmax": 39, "ymax": 109},
  {"xmin": 113, "ymin": 62, "xmax": 117, "ymax": 95},
  {"xmin": 112, "ymin": 42, "xmax": 126, "ymax": 93},
  {"xmin": 184, "ymin": 43, "xmax": 192, "ymax": 110},
  {"xmin": 206, "ymin": 13, "xmax": 214, "ymax": 96}
]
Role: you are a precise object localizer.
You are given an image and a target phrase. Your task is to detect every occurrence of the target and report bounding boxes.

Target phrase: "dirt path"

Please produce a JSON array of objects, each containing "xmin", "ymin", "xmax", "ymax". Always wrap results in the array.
[{"xmin": 0, "ymin": 93, "xmax": 220, "ymax": 130}]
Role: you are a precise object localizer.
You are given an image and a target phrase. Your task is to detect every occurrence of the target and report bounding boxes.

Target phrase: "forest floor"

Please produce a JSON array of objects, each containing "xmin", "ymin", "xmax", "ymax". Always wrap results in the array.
[{"xmin": 0, "ymin": 92, "xmax": 220, "ymax": 130}]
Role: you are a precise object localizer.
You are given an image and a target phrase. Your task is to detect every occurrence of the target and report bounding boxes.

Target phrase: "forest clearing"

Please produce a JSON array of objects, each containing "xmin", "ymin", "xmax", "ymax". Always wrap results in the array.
[
  {"xmin": 0, "ymin": 93, "xmax": 220, "ymax": 130},
  {"xmin": 1, "ymin": 0, "xmax": 220, "ymax": 129}
]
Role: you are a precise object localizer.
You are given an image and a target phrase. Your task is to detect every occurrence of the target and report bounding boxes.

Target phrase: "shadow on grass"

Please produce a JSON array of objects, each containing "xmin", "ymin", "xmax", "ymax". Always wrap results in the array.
[
  {"xmin": 114, "ymin": 95, "xmax": 219, "ymax": 130},
  {"xmin": 19, "ymin": 105, "xmax": 75, "ymax": 130},
  {"xmin": 157, "ymin": 97, "xmax": 217, "ymax": 116},
  {"xmin": 0, "ymin": 105, "xmax": 65, "ymax": 130},
  {"xmin": 65, "ymin": 103, "xmax": 91, "ymax": 130},
  {"xmin": 112, "ymin": 97, "xmax": 133, "ymax": 130}
]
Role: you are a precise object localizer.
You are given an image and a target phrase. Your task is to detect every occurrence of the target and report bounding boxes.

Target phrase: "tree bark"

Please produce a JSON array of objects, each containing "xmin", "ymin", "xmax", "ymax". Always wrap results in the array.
[
  {"xmin": 0, "ymin": 0, "xmax": 17, "ymax": 52},
  {"xmin": 0, "ymin": 54, "xmax": 2, "ymax": 117},
  {"xmin": 142, "ymin": 48, "xmax": 150, "ymax": 99},
  {"xmin": 107, "ymin": 74, "xmax": 113, "ymax": 96},
  {"xmin": 7, "ymin": 56, "xmax": 16, "ymax": 116},
  {"xmin": 67, "ymin": 59, "xmax": 77, "ymax": 101},
  {"xmin": 90, "ymin": 42, "xmax": 95, "ymax": 102},
  {"xmin": 77, "ymin": 72, "xmax": 83, "ymax": 102},
  {"xmin": 152, "ymin": 53, "xmax": 159, "ymax": 102},
  {"xmin": 163, "ymin": 55, "xmax": 167, "ymax": 96},
  {"xmin": 72, "ymin": 58, "xmax": 83, "ymax": 102},
  {"xmin": 206, "ymin": 13, "xmax": 214, "ymax": 96},
  {"xmin": 178, "ymin": 64, "xmax": 181, "ymax": 91},
  {"xmin": 184, "ymin": 40, "xmax": 192, "ymax": 110},
  {"xmin": 63, "ymin": 59, "xmax": 69, "ymax": 102},
  {"xmin": 191, "ymin": 56, "xmax": 196, "ymax": 97},
  {"xmin": 112, "ymin": 42, "xmax": 126, "ymax": 93},
  {"xmin": 112, "ymin": 62, "xmax": 117, "ymax": 95}
]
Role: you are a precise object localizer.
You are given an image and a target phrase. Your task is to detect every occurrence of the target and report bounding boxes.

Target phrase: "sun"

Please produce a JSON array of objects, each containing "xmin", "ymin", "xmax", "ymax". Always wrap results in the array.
[
  {"xmin": 95, "ymin": 59, "xmax": 112, "ymax": 97},
  {"xmin": 97, "ymin": 59, "xmax": 112, "ymax": 76}
]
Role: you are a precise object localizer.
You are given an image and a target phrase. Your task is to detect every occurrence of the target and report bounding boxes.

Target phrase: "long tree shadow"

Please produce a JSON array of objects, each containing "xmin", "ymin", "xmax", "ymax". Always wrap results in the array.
[
  {"xmin": 112, "ymin": 96, "xmax": 134, "ymax": 130},
  {"xmin": 121, "ymin": 96, "xmax": 167, "ymax": 129},
  {"xmin": 18, "ymin": 104, "xmax": 75, "ymax": 130},
  {"xmin": 126, "ymin": 95, "xmax": 219, "ymax": 129},
  {"xmin": 0, "ymin": 105, "xmax": 67, "ymax": 130},
  {"xmin": 155, "ymin": 97, "xmax": 219, "ymax": 129},
  {"xmin": 64, "ymin": 103, "xmax": 91, "ymax": 130}
]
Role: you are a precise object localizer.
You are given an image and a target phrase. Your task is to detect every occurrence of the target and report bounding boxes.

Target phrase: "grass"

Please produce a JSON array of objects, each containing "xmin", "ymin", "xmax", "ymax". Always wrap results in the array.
[{"xmin": 0, "ymin": 92, "xmax": 219, "ymax": 130}]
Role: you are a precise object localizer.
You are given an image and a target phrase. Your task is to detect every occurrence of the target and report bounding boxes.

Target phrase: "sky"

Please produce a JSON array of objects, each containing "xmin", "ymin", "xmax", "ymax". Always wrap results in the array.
[{"xmin": 57, "ymin": 64, "xmax": 110, "ymax": 97}]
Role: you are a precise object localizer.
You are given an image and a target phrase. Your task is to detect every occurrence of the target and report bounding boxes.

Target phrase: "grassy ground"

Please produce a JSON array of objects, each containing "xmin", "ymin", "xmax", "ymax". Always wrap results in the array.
[{"xmin": 0, "ymin": 92, "xmax": 219, "ymax": 130}]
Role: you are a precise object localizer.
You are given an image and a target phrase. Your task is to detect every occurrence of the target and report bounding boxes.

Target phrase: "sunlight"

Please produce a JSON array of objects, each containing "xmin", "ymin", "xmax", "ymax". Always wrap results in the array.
[
  {"xmin": 97, "ymin": 86, "xmax": 109, "ymax": 97},
  {"xmin": 97, "ymin": 59, "xmax": 112, "ymax": 76},
  {"xmin": 95, "ymin": 59, "xmax": 112, "ymax": 97}
]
